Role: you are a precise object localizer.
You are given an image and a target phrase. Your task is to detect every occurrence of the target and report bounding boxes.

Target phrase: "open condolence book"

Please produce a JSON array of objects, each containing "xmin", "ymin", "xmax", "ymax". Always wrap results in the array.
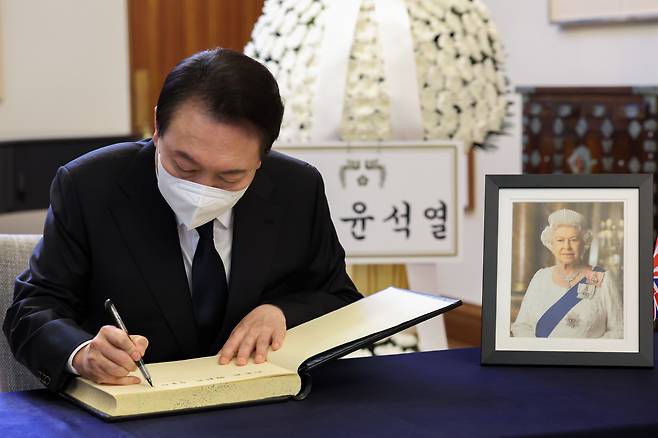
[{"xmin": 62, "ymin": 287, "xmax": 461, "ymax": 420}]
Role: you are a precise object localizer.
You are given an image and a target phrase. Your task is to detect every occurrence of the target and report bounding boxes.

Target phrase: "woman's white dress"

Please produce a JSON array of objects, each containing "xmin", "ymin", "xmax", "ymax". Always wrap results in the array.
[{"xmin": 511, "ymin": 267, "xmax": 623, "ymax": 338}]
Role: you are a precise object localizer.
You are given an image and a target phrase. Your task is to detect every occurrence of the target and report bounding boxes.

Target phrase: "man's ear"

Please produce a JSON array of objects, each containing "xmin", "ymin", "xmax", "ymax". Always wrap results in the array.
[{"xmin": 152, "ymin": 106, "xmax": 159, "ymax": 144}]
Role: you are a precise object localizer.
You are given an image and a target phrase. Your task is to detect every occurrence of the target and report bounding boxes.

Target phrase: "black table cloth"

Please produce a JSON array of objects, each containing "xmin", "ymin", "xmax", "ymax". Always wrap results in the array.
[{"xmin": 1, "ymin": 336, "xmax": 657, "ymax": 437}]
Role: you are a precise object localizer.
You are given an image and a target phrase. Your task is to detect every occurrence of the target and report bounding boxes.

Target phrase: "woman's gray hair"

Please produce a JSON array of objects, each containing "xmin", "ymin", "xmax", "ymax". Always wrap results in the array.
[{"xmin": 540, "ymin": 209, "xmax": 593, "ymax": 251}]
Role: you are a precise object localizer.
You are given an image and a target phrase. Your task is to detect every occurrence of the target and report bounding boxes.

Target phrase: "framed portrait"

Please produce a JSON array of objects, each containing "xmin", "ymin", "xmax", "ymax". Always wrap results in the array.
[
  {"xmin": 481, "ymin": 174, "xmax": 653, "ymax": 367},
  {"xmin": 549, "ymin": 0, "xmax": 658, "ymax": 25}
]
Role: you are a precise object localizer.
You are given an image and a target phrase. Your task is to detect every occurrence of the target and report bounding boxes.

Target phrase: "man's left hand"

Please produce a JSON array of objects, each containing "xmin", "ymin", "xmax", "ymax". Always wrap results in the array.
[{"xmin": 218, "ymin": 304, "xmax": 286, "ymax": 366}]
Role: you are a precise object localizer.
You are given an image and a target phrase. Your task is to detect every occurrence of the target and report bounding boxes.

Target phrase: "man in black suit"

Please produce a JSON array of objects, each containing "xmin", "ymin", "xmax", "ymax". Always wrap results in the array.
[{"xmin": 3, "ymin": 48, "xmax": 361, "ymax": 391}]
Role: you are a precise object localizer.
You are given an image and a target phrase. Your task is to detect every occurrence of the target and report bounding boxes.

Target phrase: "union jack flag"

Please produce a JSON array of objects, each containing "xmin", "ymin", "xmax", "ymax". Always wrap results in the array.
[{"xmin": 654, "ymin": 237, "xmax": 658, "ymax": 320}]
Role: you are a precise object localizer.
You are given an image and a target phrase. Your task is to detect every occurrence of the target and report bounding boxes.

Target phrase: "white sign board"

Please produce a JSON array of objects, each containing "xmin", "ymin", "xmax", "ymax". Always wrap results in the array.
[{"xmin": 276, "ymin": 141, "xmax": 464, "ymax": 264}]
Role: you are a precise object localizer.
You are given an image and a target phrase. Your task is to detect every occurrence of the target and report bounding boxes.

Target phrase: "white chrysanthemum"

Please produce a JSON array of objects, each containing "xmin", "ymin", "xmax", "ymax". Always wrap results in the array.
[
  {"xmin": 373, "ymin": 343, "xmax": 405, "ymax": 356},
  {"xmin": 390, "ymin": 332, "xmax": 418, "ymax": 348},
  {"xmin": 245, "ymin": 0, "xmax": 509, "ymax": 147}
]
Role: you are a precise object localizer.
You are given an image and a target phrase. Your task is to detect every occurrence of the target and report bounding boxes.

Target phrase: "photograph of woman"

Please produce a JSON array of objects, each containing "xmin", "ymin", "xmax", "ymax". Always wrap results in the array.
[{"xmin": 511, "ymin": 207, "xmax": 623, "ymax": 339}]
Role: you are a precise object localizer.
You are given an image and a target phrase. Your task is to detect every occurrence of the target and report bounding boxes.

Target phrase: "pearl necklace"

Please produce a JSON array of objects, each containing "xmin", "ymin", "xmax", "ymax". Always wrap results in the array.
[{"xmin": 555, "ymin": 267, "xmax": 581, "ymax": 287}]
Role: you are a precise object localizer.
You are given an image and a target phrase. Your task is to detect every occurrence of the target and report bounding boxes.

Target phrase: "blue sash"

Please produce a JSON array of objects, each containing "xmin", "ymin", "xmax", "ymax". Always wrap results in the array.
[{"xmin": 535, "ymin": 267, "xmax": 604, "ymax": 338}]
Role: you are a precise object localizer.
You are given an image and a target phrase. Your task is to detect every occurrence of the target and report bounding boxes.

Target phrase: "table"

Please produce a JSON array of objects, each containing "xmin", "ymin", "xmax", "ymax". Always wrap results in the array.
[{"xmin": 1, "ymin": 336, "xmax": 657, "ymax": 437}]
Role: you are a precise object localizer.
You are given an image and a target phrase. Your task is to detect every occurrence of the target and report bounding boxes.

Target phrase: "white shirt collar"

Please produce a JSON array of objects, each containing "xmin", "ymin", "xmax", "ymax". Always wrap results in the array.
[{"xmin": 175, "ymin": 208, "xmax": 233, "ymax": 231}]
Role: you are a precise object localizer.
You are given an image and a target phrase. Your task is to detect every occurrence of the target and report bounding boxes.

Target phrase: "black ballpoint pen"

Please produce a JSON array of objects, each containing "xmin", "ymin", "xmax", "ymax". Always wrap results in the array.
[{"xmin": 104, "ymin": 299, "xmax": 153, "ymax": 387}]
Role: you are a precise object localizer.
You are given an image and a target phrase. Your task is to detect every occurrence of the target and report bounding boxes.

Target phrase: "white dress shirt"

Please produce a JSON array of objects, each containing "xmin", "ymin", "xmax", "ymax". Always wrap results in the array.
[{"xmin": 66, "ymin": 210, "xmax": 234, "ymax": 374}]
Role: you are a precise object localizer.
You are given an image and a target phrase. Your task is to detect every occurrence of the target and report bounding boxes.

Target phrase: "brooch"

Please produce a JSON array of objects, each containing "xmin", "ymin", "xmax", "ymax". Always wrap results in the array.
[
  {"xmin": 577, "ymin": 283, "xmax": 596, "ymax": 300},
  {"xmin": 565, "ymin": 313, "xmax": 580, "ymax": 329},
  {"xmin": 584, "ymin": 271, "xmax": 605, "ymax": 287},
  {"xmin": 577, "ymin": 270, "xmax": 605, "ymax": 300}
]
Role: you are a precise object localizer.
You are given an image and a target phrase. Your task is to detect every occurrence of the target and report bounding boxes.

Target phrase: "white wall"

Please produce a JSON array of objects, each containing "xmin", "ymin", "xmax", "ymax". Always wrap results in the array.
[
  {"xmin": 427, "ymin": 1, "xmax": 658, "ymax": 305},
  {"xmin": 0, "ymin": 0, "xmax": 131, "ymax": 140},
  {"xmin": 486, "ymin": 0, "xmax": 658, "ymax": 87}
]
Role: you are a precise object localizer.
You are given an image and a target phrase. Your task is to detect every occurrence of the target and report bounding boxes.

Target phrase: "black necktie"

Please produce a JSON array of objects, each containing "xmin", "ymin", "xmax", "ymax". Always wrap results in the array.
[{"xmin": 191, "ymin": 220, "xmax": 228, "ymax": 352}]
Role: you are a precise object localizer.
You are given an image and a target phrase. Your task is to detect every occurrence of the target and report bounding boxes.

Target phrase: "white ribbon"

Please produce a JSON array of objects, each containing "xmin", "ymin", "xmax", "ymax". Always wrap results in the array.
[
  {"xmin": 373, "ymin": 0, "xmax": 424, "ymax": 140},
  {"xmin": 311, "ymin": 0, "xmax": 424, "ymax": 141},
  {"xmin": 310, "ymin": 0, "xmax": 361, "ymax": 141}
]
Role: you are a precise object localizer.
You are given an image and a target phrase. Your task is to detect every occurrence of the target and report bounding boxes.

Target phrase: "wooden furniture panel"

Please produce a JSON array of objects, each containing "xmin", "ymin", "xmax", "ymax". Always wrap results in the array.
[{"xmin": 128, "ymin": 0, "xmax": 265, "ymax": 136}]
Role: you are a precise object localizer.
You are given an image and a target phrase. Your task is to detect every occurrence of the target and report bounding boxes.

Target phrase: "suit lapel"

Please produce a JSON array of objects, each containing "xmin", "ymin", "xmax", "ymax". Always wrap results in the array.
[
  {"xmin": 108, "ymin": 141, "xmax": 200, "ymax": 358},
  {"xmin": 215, "ymin": 167, "xmax": 279, "ymax": 347}
]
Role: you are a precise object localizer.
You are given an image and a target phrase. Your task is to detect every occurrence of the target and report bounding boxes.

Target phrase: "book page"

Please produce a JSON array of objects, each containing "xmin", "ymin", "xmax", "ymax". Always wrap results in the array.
[
  {"xmin": 82, "ymin": 356, "xmax": 296, "ymax": 396},
  {"xmin": 268, "ymin": 287, "xmax": 458, "ymax": 372},
  {"xmin": 65, "ymin": 357, "xmax": 301, "ymax": 417}
]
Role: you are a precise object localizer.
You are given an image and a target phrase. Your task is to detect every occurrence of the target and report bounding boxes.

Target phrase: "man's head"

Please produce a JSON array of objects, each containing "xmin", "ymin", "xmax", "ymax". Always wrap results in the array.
[
  {"xmin": 155, "ymin": 48, "xmax": 283, "ymax": 156},
  {"xmin": 153, "ymin": 48, "xmax": 284, "ymax": 191}
]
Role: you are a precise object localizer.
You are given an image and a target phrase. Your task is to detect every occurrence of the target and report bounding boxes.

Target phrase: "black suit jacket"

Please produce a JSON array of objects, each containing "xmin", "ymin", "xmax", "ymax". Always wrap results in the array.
[{"xmin": 3, "ymin": 140, "xmax": 361, "ymax": 391}]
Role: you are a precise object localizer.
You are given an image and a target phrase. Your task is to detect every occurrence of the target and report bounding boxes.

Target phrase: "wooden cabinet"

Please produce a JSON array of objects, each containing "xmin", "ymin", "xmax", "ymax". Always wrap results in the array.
[{"xmin": 519, "ymin": 86, "xmax": 658, "ymax": 233}]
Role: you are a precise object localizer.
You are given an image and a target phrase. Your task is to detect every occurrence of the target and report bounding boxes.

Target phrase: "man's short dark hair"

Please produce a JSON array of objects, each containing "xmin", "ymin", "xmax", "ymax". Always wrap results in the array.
[{"xmin": 155, "ymin": 48, "xmax": 284, "ymax": 156}]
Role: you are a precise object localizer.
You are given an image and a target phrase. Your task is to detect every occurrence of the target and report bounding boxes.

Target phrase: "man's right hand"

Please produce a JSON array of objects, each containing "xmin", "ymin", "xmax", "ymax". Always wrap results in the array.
[{"xmin": 72, "ymin": 325, "xmax": 149, "ymax": 385}]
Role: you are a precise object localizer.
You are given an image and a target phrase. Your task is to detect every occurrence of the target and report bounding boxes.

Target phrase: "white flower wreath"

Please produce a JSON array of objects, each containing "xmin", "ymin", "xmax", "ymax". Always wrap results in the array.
[{"xmin": 246, "ymin": 0, "xmax": 509, "ymax": 148}]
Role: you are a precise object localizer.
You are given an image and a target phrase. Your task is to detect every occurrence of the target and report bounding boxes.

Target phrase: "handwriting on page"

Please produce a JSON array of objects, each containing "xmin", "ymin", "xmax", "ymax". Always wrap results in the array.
[{"xmin": 158, "ymin": 370, "xmax": 266, "ymax": 387}]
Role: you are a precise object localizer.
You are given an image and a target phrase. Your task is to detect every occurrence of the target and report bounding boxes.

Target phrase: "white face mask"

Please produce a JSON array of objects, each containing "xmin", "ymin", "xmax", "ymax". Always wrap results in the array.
[{"xmin": 156, "ymin": 153, "xmax": 248, "ymax": 230}]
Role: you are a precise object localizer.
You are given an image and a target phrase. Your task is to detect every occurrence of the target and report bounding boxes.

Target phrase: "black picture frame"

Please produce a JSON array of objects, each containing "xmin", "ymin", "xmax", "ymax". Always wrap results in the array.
[{"xmin": 481, "ymin": 174, "xmax": 653, "ymax": 367}]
